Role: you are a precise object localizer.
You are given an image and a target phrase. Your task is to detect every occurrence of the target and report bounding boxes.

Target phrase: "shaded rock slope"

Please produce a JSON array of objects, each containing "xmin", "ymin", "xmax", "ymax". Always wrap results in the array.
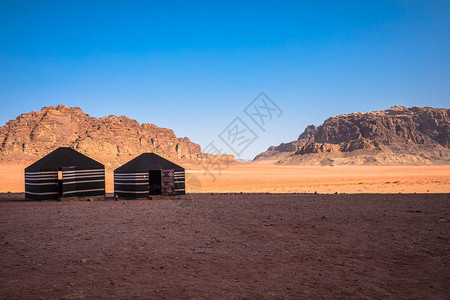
[
  {"xmin": 0, "ymin": 105, "xmax": 234, "ymax": 168},
  {"xmin": 254, "ymin": 106, "xmax": 449, "ymax": 165}
]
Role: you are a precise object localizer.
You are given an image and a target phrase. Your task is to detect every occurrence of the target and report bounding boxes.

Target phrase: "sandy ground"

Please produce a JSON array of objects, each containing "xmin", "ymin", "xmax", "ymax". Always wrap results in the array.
[
  {"xmin": 1, "ymin": 163, "xmax": 449, "ymax": 194},
  {"xmin": 189, "ymin": 164, "xmax": 450, "ymax": 194},
  {"xmin": 0, "ymin": 193, "xmax": 449, "ymax": 299}
]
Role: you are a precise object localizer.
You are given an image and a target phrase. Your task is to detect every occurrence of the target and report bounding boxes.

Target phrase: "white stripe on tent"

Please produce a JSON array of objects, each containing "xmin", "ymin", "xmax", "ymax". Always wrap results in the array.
[
  {"xmin": 63, "ymin": 172, "xmax": 104, "ymax": 176},
  {"xmin": 25, "ymin": 176, "xmax": 57, "ymax": 180},
  {"xmin": 114, "ymin": 182, "xmax": 148, "ymax": 185},
  {"xmin": 24, "ymin": 177, "xmax": 57, "ymax": 181},
  {"xmin": 114, "ymin": 173, "xmax": 148, "ymax": 176},
  {"xmin": 25, "ymin": 173, "xmax": 57, "ymax": 177},
  {"xmin": 25, "ymin": 171, "xmax": 58, "ymax": 175},
  {"xmin": 63, "ymin": 179, "xmax": 105, "ymax": 185},
  {"xmin": 63, "ymin": 171, "xmax": 104, "ymax": 176},
  {"xmin": 114, "ymin": 176, "xmax": 148, "ymax": 179},
  {"xmin": 114, "ymin": 178, "xmax": 148, "ymax": 180},
  {"xmin": 114, "ymin": 179, "xmax": 148, "ymax": 183},
  {"xmin": 62, "ymin": 174, "xmax": 105, "ymax": 180},
  {"xmin": 115, "ymin": 190, "xmax": 149, "ymax": 194},
  {"xmin": 25, "ymin": 175, "xmax": 57, "ymax": 178},
  {"xmin": 62, "ymin": 172, "xmax": 104, "ymax": 178},
  {"xmin": 62, "ymin": 169, "xmax": 104, "ymax": 174},
  {"xmin": 63, "ymin": 188, "xmax": 105, "ymax": 195},
  {"xmin": 25, "ymin": 191, "xmax": 58, "ymax": 195},
  {"xmin": 25, "ymin": 182, "xmax": 58, "ymax": 186}
]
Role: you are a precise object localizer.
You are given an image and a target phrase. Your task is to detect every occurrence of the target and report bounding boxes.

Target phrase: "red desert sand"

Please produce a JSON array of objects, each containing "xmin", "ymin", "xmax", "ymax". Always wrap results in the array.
[
  {"xmin": 1, "ymin": 163, "xmax": 449, "ymax": 298},
  {"xmin": 0, "ymin": 193, "xmax": 449, "ymax": 299}
]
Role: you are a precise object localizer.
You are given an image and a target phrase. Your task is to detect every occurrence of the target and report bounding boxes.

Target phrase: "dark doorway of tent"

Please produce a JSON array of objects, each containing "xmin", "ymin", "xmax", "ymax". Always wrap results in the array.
[
  {"xmin": 149, "ymin": 169, "xmax": 176, "ymax": 196},
  {"xmin": 149, "ymin": 170, "xmax": 161, "ymax": 195}
]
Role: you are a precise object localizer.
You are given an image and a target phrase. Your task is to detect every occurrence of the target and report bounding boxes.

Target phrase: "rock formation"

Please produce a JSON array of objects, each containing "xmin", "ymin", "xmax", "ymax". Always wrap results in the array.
[
  {"xmin": 254, "ymin": 106, "xmax": 450, "ymax": 165},
  {"xmin": 0, "ymin": 105, "xmax": 234, "ymax": 168}
]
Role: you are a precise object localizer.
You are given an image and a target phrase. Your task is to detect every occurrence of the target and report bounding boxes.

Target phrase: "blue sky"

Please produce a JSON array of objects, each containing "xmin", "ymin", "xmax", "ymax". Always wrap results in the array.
[{"xmin": 1, "ymin": 0, "xmax": 449, "ymax": 159}]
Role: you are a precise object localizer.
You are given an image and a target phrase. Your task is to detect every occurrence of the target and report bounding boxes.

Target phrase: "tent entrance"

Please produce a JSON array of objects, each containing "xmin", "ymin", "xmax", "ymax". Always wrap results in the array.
[
  {"xmin": 149, "ymin": 169, "xmax": 175, "ymax": 196},
  {"xmin": 149, "ymin": 170, "xmax": 162, "ymax": 195}
]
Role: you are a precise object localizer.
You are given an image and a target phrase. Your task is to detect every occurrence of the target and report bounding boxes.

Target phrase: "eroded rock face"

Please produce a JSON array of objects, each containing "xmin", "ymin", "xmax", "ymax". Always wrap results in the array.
[
  {"xmin": 295, "ymin": 142, "xmax": 337, "ymax": 155},
  {"xmin": 254, "ymin": 106, "xmax": 450, "ymax": 165},
  {"xmin": 297, "ymin": 125, "xmax": 317, "ymax": 142},
  {"xmin": 0, "ymin": 104, "xmax": 234, "ymax": 167}
]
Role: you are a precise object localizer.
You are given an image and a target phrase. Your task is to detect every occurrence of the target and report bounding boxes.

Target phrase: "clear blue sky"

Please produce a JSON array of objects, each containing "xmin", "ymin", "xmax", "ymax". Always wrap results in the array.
[{"xmin": 1, "ymin": 1, "xmax": 449, "ymax": 159}]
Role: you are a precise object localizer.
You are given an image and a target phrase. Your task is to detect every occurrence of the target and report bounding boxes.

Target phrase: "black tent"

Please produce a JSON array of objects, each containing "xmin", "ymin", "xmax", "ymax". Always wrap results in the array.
[
  {"xmin": 114, "ymin": 153, "xmax": 185, "ymax": 199},
  {"xmin": 25, "ymin": 147, "xmax": 105, "ymax": 200}
]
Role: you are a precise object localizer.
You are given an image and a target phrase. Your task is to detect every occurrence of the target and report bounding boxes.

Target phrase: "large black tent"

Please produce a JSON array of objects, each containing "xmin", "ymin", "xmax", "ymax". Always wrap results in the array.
[
  {"xmin": 25, "ymin": 147, "xmax": 105, "ymax": 200},
  {"xmin": 114, "ymin": 153, "xmax": 185, "ymax": 199}
]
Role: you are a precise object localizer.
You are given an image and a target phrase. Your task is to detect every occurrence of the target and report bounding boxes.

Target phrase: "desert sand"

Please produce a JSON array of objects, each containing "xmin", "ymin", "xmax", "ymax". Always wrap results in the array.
[
  {"xmin": 189, "ymin": 163, "xmax": 450, "ymax": 194},
  {"xmin": 1, "ymin": 164, "xmax": 449, "ymax": 299},
  {"xmin": 1, "ymin": 193, "xmax": 449, "ymax": 299},
  {"xmin": 2, "ymin": 163, "xmax": 449, "ymax": 194}
]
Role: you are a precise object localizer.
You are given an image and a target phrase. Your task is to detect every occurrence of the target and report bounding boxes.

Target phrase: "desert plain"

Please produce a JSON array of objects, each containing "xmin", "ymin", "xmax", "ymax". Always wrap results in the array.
[
  {"xmin": 0, "ymin": 163, "xmax": 449, "ymax": 299},
  {"xmin": 0, "ymin": 162, "xmax": 449, "ymax": 194}
]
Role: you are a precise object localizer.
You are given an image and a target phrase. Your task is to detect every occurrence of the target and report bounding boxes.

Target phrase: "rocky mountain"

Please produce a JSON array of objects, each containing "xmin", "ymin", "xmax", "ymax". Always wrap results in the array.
[
  {"xmin": 254, "ymin": 105, "xmax": 450, "ymax": 165},
  {"xmin": 0, "ymin": 105, "xmax": 234, "ymax": 168}
]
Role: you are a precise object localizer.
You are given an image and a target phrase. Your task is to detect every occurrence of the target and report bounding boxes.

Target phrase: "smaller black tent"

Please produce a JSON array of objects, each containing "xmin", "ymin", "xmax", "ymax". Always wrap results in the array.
[
  {"xmin": 114, "ymin": 153, "xmax": 185, "ymax": 199},
  {"xmin": 25, "ymin": 147, "xmax": 105, "ymax": 200}
]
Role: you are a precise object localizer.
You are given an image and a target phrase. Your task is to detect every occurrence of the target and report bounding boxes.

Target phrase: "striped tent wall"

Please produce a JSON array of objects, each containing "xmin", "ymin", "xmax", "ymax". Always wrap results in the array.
[
  {"xmin": 113, "ymin": 153, "xmax": 186, "ymax": 198},
  {"xmin": 25, "ymin": 170, "xmax": 59, "ymax": 200},
  {"xmin": 174, "ymin": 170, "xmax": 186, "ymax": 195},
  {"xmin": 114, "ymin": 172, "xmax": 149, "ymax": 199},
  {"xmin": 24, "ymin": 147, "xmax": 105, "ymax": 200},
  {"xmin": 61, "ymin": 168, "xmax": 105, "ymax": 198}
]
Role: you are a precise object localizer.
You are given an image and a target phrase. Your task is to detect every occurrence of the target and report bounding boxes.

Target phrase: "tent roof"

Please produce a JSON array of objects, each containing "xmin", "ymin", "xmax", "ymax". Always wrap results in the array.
[
  {"xmin": 25, "ymin": 147, "xmax": 104, "ymax": 171},
  {"xmin": 115, "ymin": 153, "xmax": 184, "ymax": 172}
]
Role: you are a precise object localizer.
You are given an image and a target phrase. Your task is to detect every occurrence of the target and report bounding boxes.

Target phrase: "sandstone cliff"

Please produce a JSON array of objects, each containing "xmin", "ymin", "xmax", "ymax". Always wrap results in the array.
[
  {"xmin": 0, "ymin": 105, "xmax": 234, "ymax": 168},
  {"xmin": 254, "ymin": 106, "xmax": 450, "ymax": 165}
]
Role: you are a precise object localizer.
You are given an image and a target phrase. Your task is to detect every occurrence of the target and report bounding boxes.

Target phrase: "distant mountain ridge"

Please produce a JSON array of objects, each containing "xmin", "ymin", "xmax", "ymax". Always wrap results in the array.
[
  {"xmin": 254, "ymin": 105, "xmax": 449, "ymax": 165},
  {"xmin": 0, "ymin": 104, "xmax": 234, "ymax": 168}
]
